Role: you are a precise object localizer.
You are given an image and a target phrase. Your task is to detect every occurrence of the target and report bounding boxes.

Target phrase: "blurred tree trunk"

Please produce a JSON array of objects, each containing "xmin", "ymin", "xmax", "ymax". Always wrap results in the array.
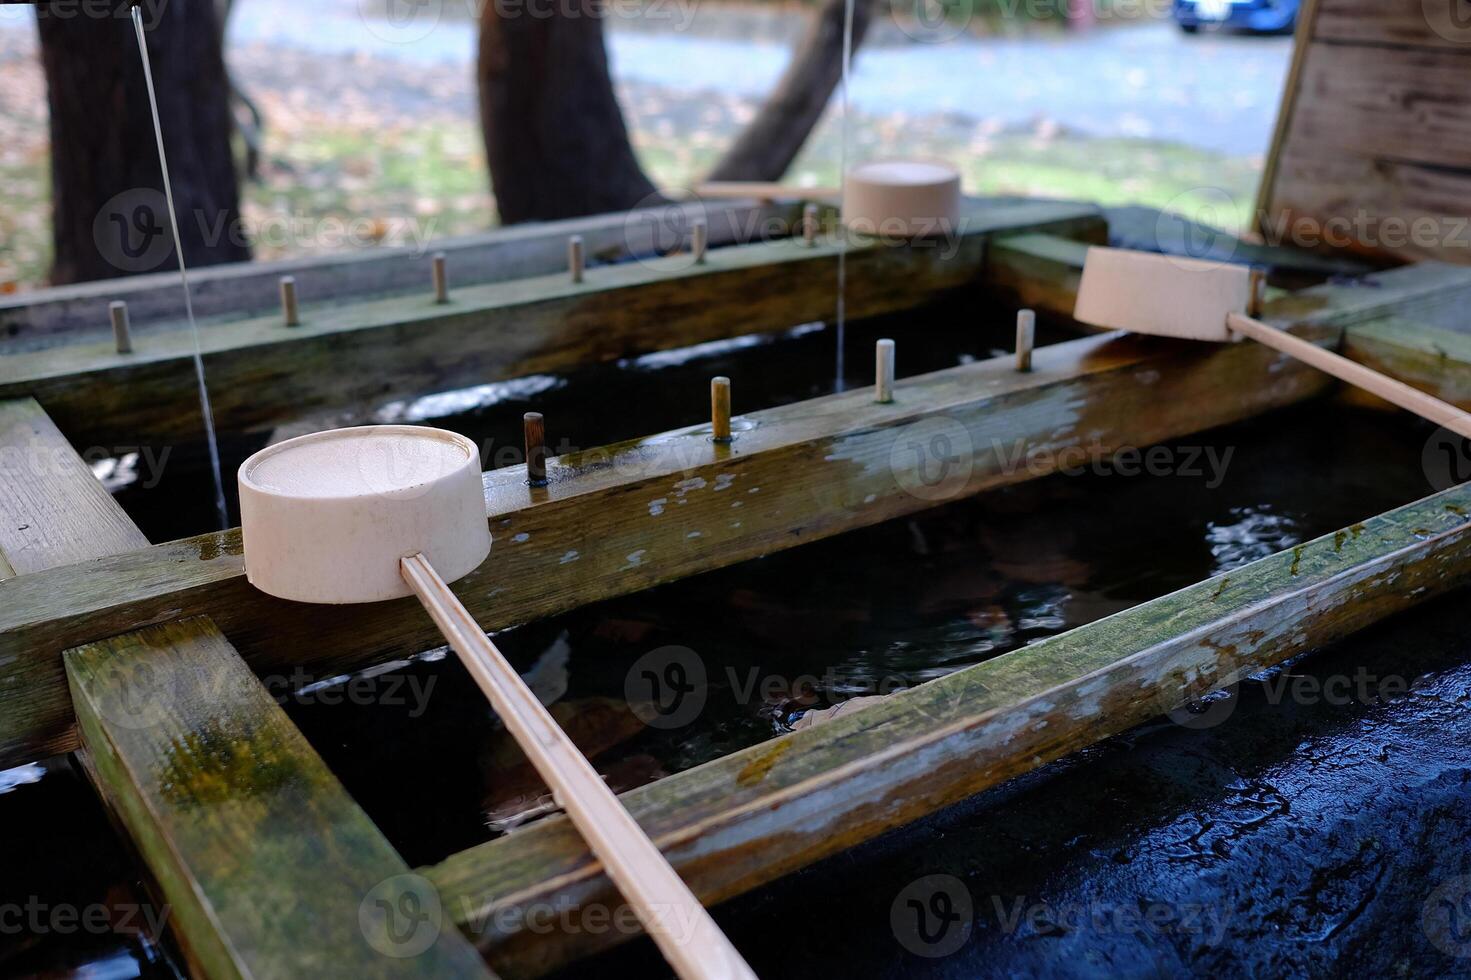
[
  {"xmin": 478, "ymin": 0, "xmax": 658, "ymax": 224},
  {"xmin": 708, "ymin": 0, "xmax": 872, "ymax": 182},
  {"xmin": 36, "ymin": 0, "xmax": 248, "ymax": 285}
]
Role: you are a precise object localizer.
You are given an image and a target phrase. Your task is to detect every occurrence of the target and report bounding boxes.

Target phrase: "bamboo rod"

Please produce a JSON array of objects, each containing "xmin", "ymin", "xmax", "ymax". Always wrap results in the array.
[
  {"xmin": 695, "ymin": 182, "xmax": 839, "ymax": 202},
  {"xmin": 711, "ymin": 377, "xmax": 732, "ymax": 442},
  {"xmin": 1227, "ymin": 312, "xmax": 1471, "ymax": 438},
  {"xmin": 432, "ymin": 252, "xmax": 449, "ymax": 304},
  {"xmin": 1016, "ymin": 308, "xmax": 1035, "ymax": 372},
  {"xmin": 524, "ymin": 411, "xmax": 547, "ymax": 486},
  {"xmin": 875, "ymin": 339, "xmax": 895, "ymax": 403},
  {"xmin": 568, "ymin": 236, "xmax": 584, "ymax": 284},
  {"xmin": 400, "ymin": 555, "xmax": 755, "ymax": 980},
  {"xmin": 692, "ymin": 220, "xmax": 708, "ymax": 265},
  {"xmin": 108, "ymin": 301, "xmax": 133, "ymax": 354},
  {"xmin": 279, "ymin": 276, "xmax": 299, "ymax": 327}
]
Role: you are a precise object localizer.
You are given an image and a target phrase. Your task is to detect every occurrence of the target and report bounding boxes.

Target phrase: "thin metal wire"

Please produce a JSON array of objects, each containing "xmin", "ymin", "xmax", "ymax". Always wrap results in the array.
[{"xmin": 132, "ymin": 5, "xmax": 229, "ymax": 530}]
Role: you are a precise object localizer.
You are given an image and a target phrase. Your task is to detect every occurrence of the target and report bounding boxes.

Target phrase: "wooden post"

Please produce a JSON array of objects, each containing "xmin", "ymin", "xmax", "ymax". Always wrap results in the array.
[
  {"xmin": 1016, "ymin": 308, "xmax": 1035, "ymax": 372},
  {"xmin": 524, "ymin": 411, "xmax": 548, "ymax": 486},
  {"xmin": 803, "ymin": 203, "xmax": 818, "ymax": 246},
  {"xmin": 875, "ymin": 338, "xmax": 894, "ymax": 403},
  {"xmin": 568, "ymin": 236, "xmax": 584, "ymax": 285},
  {"xmin": 432, "ymin": 251, "xmax": 449, "ymax": 304},
  {"xmin": 711, "ymin": 377, "xmax": 732, "ymax": 443},
  {"xmin": 108, "ymin": 300, "xmax": 132, "ymax": 354},
  {"xmin": 279, "ymin": 276, "xmax": 299, "ymax": 327},
  {"xmin": 692, "ymin": 219, "xmax": 708, "ymax": 265}
]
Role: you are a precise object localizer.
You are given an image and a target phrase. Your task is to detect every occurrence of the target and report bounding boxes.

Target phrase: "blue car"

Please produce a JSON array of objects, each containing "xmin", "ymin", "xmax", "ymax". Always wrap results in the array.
[{"xmin": 1173, "ymin": 0, "xmax": 1299, "ymax": 34}]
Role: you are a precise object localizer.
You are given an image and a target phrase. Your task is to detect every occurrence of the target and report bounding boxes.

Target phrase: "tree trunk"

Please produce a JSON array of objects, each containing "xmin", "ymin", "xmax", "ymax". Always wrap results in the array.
[
  {"xmin": 36, "ymin": 0, "xmax": 248, "ymax": 286},
  {"xmin": 707, "ymin": 0, "xmax": 873, "ymax": 183},
  {"xmin": 478, "ymin": 0, "xmax": 658, "ymax": 224}
]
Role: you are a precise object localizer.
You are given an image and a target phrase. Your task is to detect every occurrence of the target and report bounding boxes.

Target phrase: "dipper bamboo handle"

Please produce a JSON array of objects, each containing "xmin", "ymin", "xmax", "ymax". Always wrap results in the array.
[
  {"xmin": 400, "ymin": 554, "xmax": 757, "ymax": 980},
  {"xmin": 692, "ymin": 182, "xmax": 840, "ymax": 201},
  {"xmin": 1226, "ymin": 313, "xmax": 1471, "ymax": 440}
]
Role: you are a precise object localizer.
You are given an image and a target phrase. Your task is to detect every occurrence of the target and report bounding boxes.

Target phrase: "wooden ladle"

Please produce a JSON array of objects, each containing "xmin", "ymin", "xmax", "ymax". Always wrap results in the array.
[{"xmin": 238, "ymin": 425, "xmax": 755, "ymax": 980}]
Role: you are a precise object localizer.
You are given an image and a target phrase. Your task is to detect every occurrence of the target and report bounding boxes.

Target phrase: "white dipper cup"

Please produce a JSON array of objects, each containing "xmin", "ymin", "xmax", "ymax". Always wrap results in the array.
[{"xmin": 237, "ymin": 425, "xmax": 755, "ymax": 980}]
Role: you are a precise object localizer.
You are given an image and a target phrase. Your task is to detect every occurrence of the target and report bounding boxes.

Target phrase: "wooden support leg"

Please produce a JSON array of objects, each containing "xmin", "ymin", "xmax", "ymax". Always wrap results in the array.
[{"xmin": 66, "ymin": 618, "xmax": 497, "ymax": 979}]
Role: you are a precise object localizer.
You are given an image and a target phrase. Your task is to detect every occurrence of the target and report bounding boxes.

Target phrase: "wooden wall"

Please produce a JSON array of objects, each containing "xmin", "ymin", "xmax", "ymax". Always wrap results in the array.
[{"xmin": 1256, "ymin": 0, "xmax": 1471, "ymax": 264}]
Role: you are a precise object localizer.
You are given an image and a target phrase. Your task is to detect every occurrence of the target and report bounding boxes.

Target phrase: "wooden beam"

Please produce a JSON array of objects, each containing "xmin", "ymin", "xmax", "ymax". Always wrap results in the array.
[
  {"xmin": 0, "ymin": 398, "xmax": 148, "ymax": 576},
  {"xmin": 424, "ymin": 483, "xmax": 1471, "ymax": 978},
  {"xmin": 0, "ymin": 399, "xmax": 478, "ymax": 977},
  {"xmin": 984, "ymin": 234, "xmax": 1471, "ymax": 409},
  {"xmin": 980, "ymin": 232, "xmax": 1100, "ymax": 321},
  {"xmin": 0, "ymin": 200, "xmax": 801, "ymax": 350},
  {"xmin": 1253, "ymin": 0, "xmax": 1323, "ymax": 240},
  {"xmin": 0, "ymin": 306, "xmax": 1344, "ymax": 765},
  {"xmin": 2, "ymin": 259, "xmax": 1464, "ymax": 768},
  {"xmin": 1341, "ymin": 314, "xmax": 1471, "ymax": 410},
  {"xmin": 67, "ymin": 617, "xmax": 495, "ymax": 979},
  {"xmin": 1314, "ymin": 0, "xmax": 1470, "ymax": 50},
  {"xmin": 0, "ymin": 201, "xmax": 1104, "ymax": 450}
]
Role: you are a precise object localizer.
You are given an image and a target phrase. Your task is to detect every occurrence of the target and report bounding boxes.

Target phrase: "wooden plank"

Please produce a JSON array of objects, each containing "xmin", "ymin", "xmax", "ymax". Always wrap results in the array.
[
  {"xmin": 1, "ymin": 259, "xmax": 1446, "ymax": 768},
  {"xmin": 67, "ymin": 617, "xmax": 495, "ymax": 979},
  {"xmin": 0, "ymin": 398, "xmax": 148, "ymax": 575},
  {"xmin": 1266, "ymin": 144, "xmax": 1471, "ymax": 263},
  {"xmin": 1341, "ymin": 314, "xmax": 1471, "ymax": 409},
  {"xmin": 0, "ymin": 201, "xmax": 1104, "ymax": 450},
  {"xmin": 1314, "ymin": 0, "xmax": 1471, "ymax": 49},
  {"xmin": 1253, "ymin": 0, "xmax": 1323, "ymax": 232},
  {"xmin": 984, "ymin": 232, "xmax": 1471, "ymax": 332},
  {"xmin": 0, "ymin": 200, "xmax": 800, "ymax": 351},
  {"xmin": 424, "ymin": 482, "xmax": 1471, "ymax": 978},
  {"xmin": 981, "ymin": 232, "xmax": 1101, "ymax": 320},
  {"xmin": 1278, "ymin": 43, "xmax": 1471, "ymax": 198}
]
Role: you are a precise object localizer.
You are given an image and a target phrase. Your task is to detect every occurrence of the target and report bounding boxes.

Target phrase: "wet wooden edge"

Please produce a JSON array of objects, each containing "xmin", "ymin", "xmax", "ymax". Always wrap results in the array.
[
  {"xmin": 424, "ymin": 483, "xmax": 1471, "ymax": 978},
  {"xmin": 0, "ymin": 200, "xmax": 803, "ymax": 349},
  {"xmin": 0, "ymin": 201, "xmax": 1104, "ymax": 449},
  {"xmin": 67, "ymin": 618, "xmax": 496, "ymax": 979},
  {"xmin": 0, "ymin": 259, "xmax": 1399, "ymax": 768},
  {"xmin": 0, "ymin": 397, "xmax": 148, "ymax": 576}
]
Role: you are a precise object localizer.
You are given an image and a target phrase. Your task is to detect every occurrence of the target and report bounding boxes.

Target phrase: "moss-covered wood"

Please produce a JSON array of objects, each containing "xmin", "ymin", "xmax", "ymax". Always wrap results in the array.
[
  {"xmin": 1342, "ymin": 314, "xmax": 1471, "ymax": 411},
  {"xmin": 0, "ymin": 201, "xmax": 1103, "ymax": 449},
  {"xmin": 0, "ymin": 322, "xmax": 1335, "ymax": 765},
  {"xmin": 0, "ymin": 397, "xmax": 148, "ymax": 577},
  {"xmin": 66, "ymin": 617, "xmax": 496, "ymax": 979},
  {"xmin": 424, "ymin": 483, "xmax": 1471, "ymax": 978},
  {"xmin": 2, "ymin": 259, "xmax": 1464, "ymax": 767},
  {"xmin": 0, "ymin": 200, "xmax": 801, "ymax": 350}
]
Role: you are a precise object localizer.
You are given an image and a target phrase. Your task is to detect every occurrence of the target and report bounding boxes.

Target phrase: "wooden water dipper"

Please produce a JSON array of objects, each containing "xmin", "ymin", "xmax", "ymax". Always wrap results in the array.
[
  {"xmin": 1074, "ymin": 247, "xmax": 1471, "ymax": 439},
  {"xmin": 694, "ymin": 158, "xmax": 961, "ymax": 239},
  {"xmin": 238, "ymin": 425, "xmax": 755, "ymax": 980}
]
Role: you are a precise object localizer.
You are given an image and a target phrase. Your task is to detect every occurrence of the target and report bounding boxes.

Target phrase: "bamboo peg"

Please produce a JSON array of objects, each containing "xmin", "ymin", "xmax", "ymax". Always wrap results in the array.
[
  {"xmin": 692, "ymin": 219, "xmax": 708, "ymax": 265},
  {"xmin": 108, "ymin": 300, "xmax": 133, "ymax": 354},
  {"xmin": 711, "ymin": 377, "xmax": 732, "ymax": 443},
  {"xmin": 1248, "ymin": 267, "xmax": 1265, "ymax": 317},
  {"xmin": 803, "ymin": 204, "xmax": 818, "ymax": 246},
  {"xmin": 1016, "ymin": 308, "xmax": 1035, "ymax": 372},
  {"xmin": 279, "ymin": 276, "xmax": 300, "ymax": 327},
  {"xmin": 568, "ymin": 236, "xmax": 584, "ymax": 284},
  {"xmin": 875, "ymin": 338, "xmax": 895, "ymax": 403},
  {"xmin": 524, "ymin": 412, "xmax": 548, "ymax": 486},
  {"xmin": 432, "ymin": 251, "xmax": 449, "ymax": 304}
]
